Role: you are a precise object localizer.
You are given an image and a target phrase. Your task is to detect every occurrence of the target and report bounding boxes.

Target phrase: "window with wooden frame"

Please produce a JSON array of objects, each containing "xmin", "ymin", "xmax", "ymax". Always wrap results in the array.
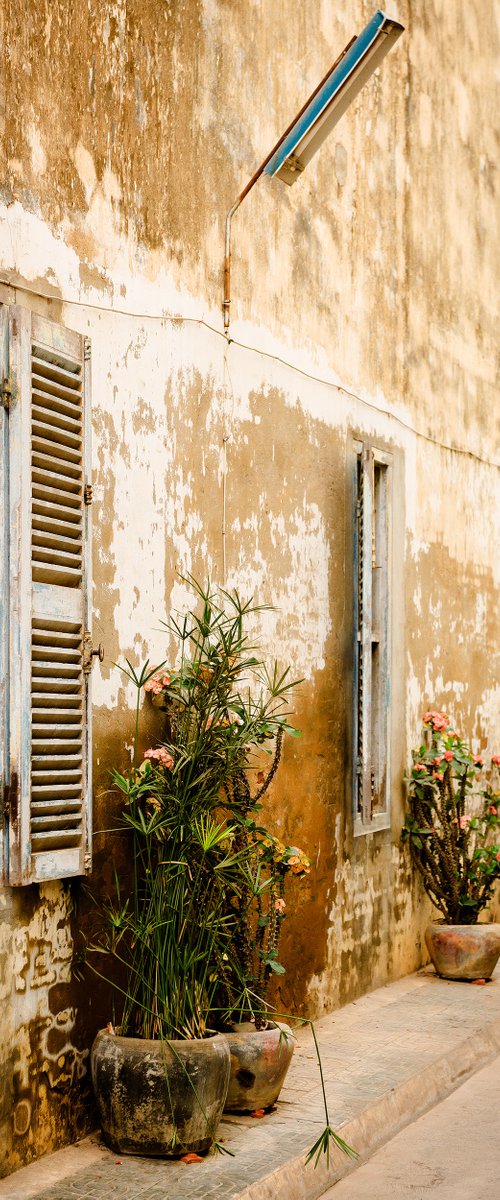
[
  {"xmin": 0, "ymin": 306, "xmax": 95, "ymax": 885},
  {"xmin": 353, "ymin": 441, "xmax": 391, "ymax": 833}
]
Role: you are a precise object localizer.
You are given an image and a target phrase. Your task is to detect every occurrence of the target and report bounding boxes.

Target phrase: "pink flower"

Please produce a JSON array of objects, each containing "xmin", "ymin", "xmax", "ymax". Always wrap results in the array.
[
  {"xmin": 433, "ymin": 756, "xmax": 443, "ymax": 766},
  {"xmin": 432, "ymin": 771, "xmax": 444, "ymax": 781},
  {"xmin": 443, "ymin": 750, "xmax": 454, "ymax": 762},
  {"xmin": 459, "ymin": 815, "xmax": 471, "ymax": 830},
  {"xmin": 487, "ymin": 805, "xmax": 498, "ymax": 815},
  {"xmin": 414, "ymin": 763, "xmax": 426, "ymax": 773},
  {"xmin": 275, "ymin": 898, "xmax": 286, "ymax": 915},
  {"xmin": 473, "ymin": 755, "xmax": 483, "ymax": 767},
  {"xmin": 423, "ymin": 710, "xmax": 448, "ymax": 731},
  {"xmin": 144, "ymin": 671, "xmax": 171, "ymax": 694},
  {"xmin": 497, "ymin": 851, "xmax": 500, "ymax": 862},
  {"xmin": 492, "ymin": 755, "xmax": 500, "ymax": 766},
  {"xmin": 144, "ymin": 747, "xmax": 174, "ymax": 770}
]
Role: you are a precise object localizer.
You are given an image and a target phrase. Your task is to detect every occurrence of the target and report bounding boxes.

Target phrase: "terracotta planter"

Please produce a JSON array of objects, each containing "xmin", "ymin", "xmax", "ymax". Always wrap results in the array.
[
  {"xmin": 223, "ymin": 1020, "xmax": 295, "ymax": 1113},
  {"xmin": 425, "ymin": 921, "xmax": 500, "ymax": 981},
  {"xmin": 91, "ymin": 1028, "xmax": 230, "ymax": 1156}
]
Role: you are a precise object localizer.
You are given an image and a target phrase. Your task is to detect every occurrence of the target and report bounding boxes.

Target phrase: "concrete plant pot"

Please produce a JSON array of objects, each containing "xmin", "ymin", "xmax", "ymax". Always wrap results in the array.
[
  {"xmin": 425, "ymin": 921, "xmax": 500, "ymax": 981},
  {"xmin": 91, "ymin": 1028, "xmax": 230, "ymax": 1156},
  {"xmin": 223, "ymin": 1020, "xmax": 295, "ymax": 1113}
]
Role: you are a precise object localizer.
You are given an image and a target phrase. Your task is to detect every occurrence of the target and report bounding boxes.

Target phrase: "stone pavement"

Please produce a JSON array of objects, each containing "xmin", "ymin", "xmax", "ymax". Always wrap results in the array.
[
  {"xmin": 2, "ymin": 965, "xmax": 500, "ymax": 1200},
  {"xmin": 321, "ymin": 1053, "xmax": 500, "ymax": 1199}
]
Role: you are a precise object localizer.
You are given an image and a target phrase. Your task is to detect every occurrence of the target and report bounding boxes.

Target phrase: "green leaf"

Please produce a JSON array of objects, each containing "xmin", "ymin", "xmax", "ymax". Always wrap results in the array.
[
  {"xmin": 266, "ymin": 959, "xmax": 286, "ymax": 975},
  {"xmin": 305, "ymin": 1125, "xmax": 358, "ymax": 1169}
]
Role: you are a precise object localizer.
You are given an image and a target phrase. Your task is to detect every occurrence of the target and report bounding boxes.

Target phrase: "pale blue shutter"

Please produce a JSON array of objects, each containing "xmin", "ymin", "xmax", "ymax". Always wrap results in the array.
[
  {"xmin": 358, "ymin": 445, "xmax": 374, "ymax": 826},
  {"xmin": 0, "ymin": 307, "xmax": 9, "ymax": 878},
  {"xmin": 6, "ymin": 308, "xmax": 92, "ymax": 884}
]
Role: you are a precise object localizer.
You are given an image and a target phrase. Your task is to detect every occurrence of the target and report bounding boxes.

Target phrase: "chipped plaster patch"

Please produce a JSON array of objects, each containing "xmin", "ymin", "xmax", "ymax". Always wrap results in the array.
[
  {"xmin": 27, "ymin": 123, "xmax": 47, "ymax": 176},
  {"xmin": 73, "ymin": 143, "xmax": 98, "ymax": 205}
]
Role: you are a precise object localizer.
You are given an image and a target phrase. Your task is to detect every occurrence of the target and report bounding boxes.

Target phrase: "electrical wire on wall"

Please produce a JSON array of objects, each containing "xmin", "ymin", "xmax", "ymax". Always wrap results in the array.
[{"xmin": 4, "ymin": 278, "xmax": 499, "ymax": 472}]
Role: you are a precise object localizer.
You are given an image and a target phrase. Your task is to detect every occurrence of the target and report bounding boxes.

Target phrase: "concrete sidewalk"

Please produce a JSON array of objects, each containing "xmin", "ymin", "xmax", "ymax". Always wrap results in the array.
[{"xmin": 2, "ymin": 965, "xmax": 500, "ymax": 1200}]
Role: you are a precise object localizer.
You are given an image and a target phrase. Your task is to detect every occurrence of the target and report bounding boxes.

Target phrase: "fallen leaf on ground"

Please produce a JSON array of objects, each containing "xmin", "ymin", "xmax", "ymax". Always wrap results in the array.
[
  {"xmin": 250, "ymin": 1109, "xmax": 265, "ymax": 1118},
  {"xmin": 180, "ymin": 1152, "xmax": 204, "ymax": 1163}
]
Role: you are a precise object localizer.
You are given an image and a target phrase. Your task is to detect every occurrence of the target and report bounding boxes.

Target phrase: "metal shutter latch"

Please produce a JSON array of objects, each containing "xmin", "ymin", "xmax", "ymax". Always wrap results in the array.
[{"xmin": 83, "ymin": 632, "xmax": 104, "ymax": 673}]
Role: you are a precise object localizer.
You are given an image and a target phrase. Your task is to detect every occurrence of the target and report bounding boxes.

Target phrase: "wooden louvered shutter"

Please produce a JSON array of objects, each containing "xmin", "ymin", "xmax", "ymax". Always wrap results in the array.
[
  {"xmin": 355, "ymin": 445, "xmax": 374, "ymax": 826},
  {"xmin": 7, "ymin": 308, "xmax": 92, "ymax": 884}
]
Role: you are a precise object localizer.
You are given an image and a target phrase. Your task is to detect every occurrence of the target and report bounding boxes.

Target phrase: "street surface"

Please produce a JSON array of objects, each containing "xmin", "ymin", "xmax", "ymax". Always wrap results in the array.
[{"xmin": 323, "ymin": 1054, "xmax": 500, "ymax": 1199}]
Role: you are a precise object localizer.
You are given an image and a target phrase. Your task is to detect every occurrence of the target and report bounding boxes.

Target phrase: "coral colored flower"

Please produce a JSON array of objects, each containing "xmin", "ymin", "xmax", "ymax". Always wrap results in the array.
[
  {"xmin": 144, "ymin": 747, "xmax": 174, "ymax": 770},
  {"xmin": 423, "ymin": 710, "xmax": 449, "ymax": 732},
  {"xmin": 432, "ymin": 771, "xmax": 444, "ymax": 781},
  {"xmin": 414, "ymin": 763, "xmax": 426, "ymax": 773},
  {"xmin": 492, "ymin": 755, "xmax": 500, "ymax": 766},
  {"xmin": 497, "ymin": 851, "xmax": 500, "ymax": 862},
  {"xmin": 460, "ymin": 815, "xmax": 471, "ymax": 829},
  {"xmin": 433, "ymin": 756, "xmax": 443, "ymax": 766},
  {"xmin": 473, "ymin": 755, "xmax": 483, "ymax": 766},
  {"xmin": 144, "ymin": 671, "xmax": 171, "ymax": 694},
  {"xmin": 275, "ymin": 898, "xmax": 286, "ymax": 915},
  {"xmin": 487, "ymin": 805, "xmax": 498, "ymax": 815},
  {"xmin": 443, "ymin": 750, "xmax": 454, "ymax": 762}
]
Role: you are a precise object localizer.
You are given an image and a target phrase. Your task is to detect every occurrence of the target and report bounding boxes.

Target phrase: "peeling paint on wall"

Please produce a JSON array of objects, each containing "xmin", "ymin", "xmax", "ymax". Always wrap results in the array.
[
  {"xmin": 0, "ymin": 0, "xmax": 499, "ymax": 1177},
  {"xmin": 0, "ymin": 884, "xmax": 93, "ymax": 1176}
]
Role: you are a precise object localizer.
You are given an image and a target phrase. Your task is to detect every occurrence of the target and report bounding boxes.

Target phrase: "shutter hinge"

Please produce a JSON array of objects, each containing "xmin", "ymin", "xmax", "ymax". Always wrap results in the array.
[
  {"xmin": 84, "ymin": 483, "xmax": 93, "ymax": 505},
  {"xmin": 84, "ymin": 852, "xmax": 92, "ymax": 872},
  {"xmin": 1, "ymin": 376, "xmax": 12, "ymax": 410},
  {"xmin": 83, "ymin": 337, "xmax": 91, "ymax": 361},
  {"xmin": 2, "ymin": 781, "xmax": 10, "ymax": 817},
  {"xmin": 3, "ymin": 773, "xmax": 18, "ymax": 823}
]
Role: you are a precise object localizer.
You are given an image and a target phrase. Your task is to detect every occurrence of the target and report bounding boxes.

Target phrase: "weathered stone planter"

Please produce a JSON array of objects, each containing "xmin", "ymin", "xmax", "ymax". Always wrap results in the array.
[
  {"xmin": 425, "ymin": 922, "xmax": 500, "ymax": 981},
  {"xmin": 223, "ymin": 1021, "xmax": 295, "ymax": 1113},
  {"xmin": 91, "ymin": 1028, "xmax": 230, "ymax": 1156}
]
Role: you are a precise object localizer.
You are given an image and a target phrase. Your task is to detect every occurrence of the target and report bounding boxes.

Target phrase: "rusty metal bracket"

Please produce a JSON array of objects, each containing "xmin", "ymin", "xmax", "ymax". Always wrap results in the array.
[
  {"xmin": 84, "ymin": 483, "xmax": 93, "ymax": 505},
  {"xmin": 83, "ymin": 632, "xmax": 104, "ymax": 673},
  {"xmin": 1, "ymin": 376, "xmax": 12, "ymax": 410}
]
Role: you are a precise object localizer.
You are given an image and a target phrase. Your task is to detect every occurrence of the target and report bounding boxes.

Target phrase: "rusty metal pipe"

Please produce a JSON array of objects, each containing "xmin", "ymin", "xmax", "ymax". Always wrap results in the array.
[
  {"xmin": 222, "ymin": 38, "xmax": 359, "ymax": 335},
  {"xmin": 223, "ymin": 171, "xmax": 265, "ymax": 335}
]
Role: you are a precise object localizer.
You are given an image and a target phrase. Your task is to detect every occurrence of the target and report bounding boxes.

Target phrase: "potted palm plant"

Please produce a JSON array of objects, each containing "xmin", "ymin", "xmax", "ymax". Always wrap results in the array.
[
  {"xmin": 88, "ymin": 579, "xmax": 302, "ymax": 1156},
  {"xmin": 89, "ymin": 578, "xmax": 355, "ymax": 1166},
  {"xmin": 403, "ymin": 709, "xmax": 500, "ymax": 980}
]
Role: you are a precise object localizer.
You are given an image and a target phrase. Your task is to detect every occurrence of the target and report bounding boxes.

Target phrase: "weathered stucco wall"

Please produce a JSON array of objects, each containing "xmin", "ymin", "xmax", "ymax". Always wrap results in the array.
[{"xmin": 0, "ymin": 0, "xmax": 499, "ymax": 1176}]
